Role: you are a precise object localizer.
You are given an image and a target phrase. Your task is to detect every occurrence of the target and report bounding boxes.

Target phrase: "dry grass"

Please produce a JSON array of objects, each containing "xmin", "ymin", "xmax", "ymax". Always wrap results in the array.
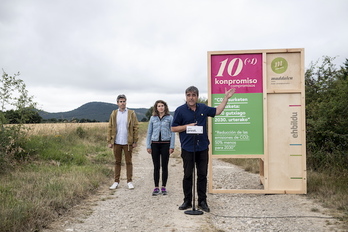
[
  {"xmin": 24, "ymin": 122, "xmax": 108, "ymax": 136},
  {"xmin": 222, "ymin": 158, "xmax": 260, "ymax": 174},
  {"xmin": 0, "ymin": 122, "xmax": 114, "ymax": 232}
]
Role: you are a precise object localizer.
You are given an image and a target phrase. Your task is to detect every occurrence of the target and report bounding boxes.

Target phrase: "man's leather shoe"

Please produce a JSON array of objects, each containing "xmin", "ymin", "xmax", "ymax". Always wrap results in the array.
[
  {"xmin": 198, "ymin": 201, "xmax": 210, "ymax": 212},
  {"xmin": 178, "ymin": 201, "xmax": 192, "ymax": 210}
]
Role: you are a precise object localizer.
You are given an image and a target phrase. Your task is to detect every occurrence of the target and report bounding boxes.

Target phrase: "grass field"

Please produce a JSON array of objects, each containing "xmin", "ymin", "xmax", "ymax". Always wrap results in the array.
[
  {"xmin": 0, "ymin": 122, "xmax": 149, "ymax": 232},
  {"xmin": 0, "ymin": 122, "xmax": 347, "ymax": 231}
]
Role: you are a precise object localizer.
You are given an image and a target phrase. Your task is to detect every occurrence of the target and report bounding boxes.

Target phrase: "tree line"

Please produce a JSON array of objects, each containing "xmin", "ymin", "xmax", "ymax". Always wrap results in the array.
[{"xmin": 1, "ymin": 109, "xmax": 101, "ymax": 124}]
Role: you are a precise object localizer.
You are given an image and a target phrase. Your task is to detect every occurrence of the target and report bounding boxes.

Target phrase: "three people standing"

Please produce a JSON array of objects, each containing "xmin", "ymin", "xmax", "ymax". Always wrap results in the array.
[
  {"xmin": 107, "ymin": 86, "xmax": 235, "ymax": 214},
  {"xmin": 146, "ymin": 100, "xmax": 175, "ymax": 196},
  {"xmin": 107, "ymin": 94, "xmax": 139, "ymax": 190}
]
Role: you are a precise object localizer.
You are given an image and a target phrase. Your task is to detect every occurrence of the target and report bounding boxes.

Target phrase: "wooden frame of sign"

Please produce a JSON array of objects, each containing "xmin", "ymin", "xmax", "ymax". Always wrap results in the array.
[{"xmin": 207, "ymin": 48, "xmax": 306, "ymax": 194}]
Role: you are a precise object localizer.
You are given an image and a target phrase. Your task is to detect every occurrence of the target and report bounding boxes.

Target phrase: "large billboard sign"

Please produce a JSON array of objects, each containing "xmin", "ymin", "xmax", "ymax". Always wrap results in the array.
[{"xmin": 208, "ymin": 49, "xmax": 306, "ymax": 194}]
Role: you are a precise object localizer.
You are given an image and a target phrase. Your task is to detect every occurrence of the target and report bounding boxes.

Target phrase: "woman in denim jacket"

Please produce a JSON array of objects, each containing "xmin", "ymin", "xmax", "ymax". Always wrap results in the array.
[{"xmin": 146, "ymin": 100, "xmax": 175, "ymax": 196}]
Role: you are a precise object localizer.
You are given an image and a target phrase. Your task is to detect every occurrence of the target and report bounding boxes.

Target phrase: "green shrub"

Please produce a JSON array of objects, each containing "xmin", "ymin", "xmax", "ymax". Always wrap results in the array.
[{"xmin": 306, "ymin": 57, "xmax": 348, "ymax": 172}]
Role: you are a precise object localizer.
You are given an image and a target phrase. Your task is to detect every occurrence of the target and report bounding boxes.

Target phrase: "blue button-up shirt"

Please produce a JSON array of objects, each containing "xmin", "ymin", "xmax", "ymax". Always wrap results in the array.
[{"xmin": 172, "ymin": 103, "xmax": 216, "ymax": 152}]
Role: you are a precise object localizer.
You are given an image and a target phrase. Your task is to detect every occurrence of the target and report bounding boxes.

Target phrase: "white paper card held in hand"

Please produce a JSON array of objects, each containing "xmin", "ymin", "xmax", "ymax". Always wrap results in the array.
[{"xmin": 186, "ymin": 126, "xmax": 203, "ymax": 134}]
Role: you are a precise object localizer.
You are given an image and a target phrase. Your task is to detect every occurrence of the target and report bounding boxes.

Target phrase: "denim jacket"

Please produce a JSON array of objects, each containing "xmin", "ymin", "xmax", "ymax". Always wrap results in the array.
[{"xmin": 146, "ymin": 115, "xmax": 175, "ymax": 149}]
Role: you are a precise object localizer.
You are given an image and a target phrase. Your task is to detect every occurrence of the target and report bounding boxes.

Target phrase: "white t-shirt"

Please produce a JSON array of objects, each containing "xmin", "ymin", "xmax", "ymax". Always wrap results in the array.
[{"xmin": 115, "ymin": 109, "xmax": 128, "ymax": 145}]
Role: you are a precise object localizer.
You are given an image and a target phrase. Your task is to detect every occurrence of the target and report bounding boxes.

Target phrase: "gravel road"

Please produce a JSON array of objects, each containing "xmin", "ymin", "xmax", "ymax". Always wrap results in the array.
[{"xmin": 44, "ymin": 135, "xmax": 344, "ymax": 232}]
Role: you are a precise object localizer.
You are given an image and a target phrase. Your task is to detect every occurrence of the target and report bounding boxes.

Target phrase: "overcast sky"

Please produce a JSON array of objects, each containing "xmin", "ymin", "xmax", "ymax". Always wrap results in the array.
[{"xmin": 1, "ymin": 0, "xmax": 347, "ymax": 113}]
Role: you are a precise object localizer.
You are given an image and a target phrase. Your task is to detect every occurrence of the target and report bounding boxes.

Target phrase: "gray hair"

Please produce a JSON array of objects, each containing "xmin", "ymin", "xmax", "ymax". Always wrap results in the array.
[
  {"xmin": 185, "ymin": 86, "xmax": 199, "ymax": 96},
  {"xmin": 117, "ymin": 94, "xmax": 127, "ymax": 102}
]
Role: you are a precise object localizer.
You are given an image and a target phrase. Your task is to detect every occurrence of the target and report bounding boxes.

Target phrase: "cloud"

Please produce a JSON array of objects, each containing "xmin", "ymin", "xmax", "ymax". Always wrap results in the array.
[{"xmin": 1, "ymin": 0, "xmax": 347, "ymax": 112}]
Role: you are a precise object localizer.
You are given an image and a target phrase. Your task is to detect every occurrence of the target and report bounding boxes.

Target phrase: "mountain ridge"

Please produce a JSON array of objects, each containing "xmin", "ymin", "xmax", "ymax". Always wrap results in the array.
[{"xmin": 38, "ymin": 101, "xmax": 149, "ymax": 122}]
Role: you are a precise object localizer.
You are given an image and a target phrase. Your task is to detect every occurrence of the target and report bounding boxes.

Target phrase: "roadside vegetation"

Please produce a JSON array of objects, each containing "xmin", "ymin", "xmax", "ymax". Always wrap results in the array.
[
  {"xmin": 1, "ymin": 57, "xmax": 347, "ymax": 231},
  {"xmin": 0, "ymin": 123, "xmax": 110, "ymax": 231},
  {"xmin": 0, "ymin": 122, "xmax": 148, "ymax": 232},
  {"xmin": 226, "ymin": 57, "xmax": 348, "ymax": 228}
]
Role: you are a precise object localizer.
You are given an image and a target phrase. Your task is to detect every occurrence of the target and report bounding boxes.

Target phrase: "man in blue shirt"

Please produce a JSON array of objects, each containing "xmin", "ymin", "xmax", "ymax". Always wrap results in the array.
[{"xmin": 172, "ymin": 86, "xmax": 235, "ymax": 212}]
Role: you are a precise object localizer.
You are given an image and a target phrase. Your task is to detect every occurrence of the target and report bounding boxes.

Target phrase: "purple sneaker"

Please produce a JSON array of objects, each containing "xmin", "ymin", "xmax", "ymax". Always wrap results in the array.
[
  {"xmin": 161, "ymin": 187, "xmax": 167, "ymax": 195},
  {"xmin": 152, "ymin": 188, "xmax": 160, "ymax": 196}
]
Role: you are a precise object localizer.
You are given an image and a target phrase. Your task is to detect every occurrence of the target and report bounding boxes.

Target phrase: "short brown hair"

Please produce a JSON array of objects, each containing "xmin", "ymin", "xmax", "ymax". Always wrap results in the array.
[{"xmin": 117, "ymin": 94, "xmax": 127, "ymax": 102}]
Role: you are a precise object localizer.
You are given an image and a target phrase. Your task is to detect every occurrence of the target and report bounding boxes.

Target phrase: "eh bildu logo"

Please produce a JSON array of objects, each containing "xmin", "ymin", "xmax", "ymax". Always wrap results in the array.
[{"xmin": 291, "ymin": 112, "xmax": 298, "ymax": 138}]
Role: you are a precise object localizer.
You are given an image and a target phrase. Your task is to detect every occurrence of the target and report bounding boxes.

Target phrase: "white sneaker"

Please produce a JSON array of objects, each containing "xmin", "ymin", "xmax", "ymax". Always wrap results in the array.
[
  {"xmin": 109, "ymin": 182, "xmax": 119, "ymax": 190},
  {"xmin": 127, "ymin": 182, "xmax": 134, "ymax": 190}
]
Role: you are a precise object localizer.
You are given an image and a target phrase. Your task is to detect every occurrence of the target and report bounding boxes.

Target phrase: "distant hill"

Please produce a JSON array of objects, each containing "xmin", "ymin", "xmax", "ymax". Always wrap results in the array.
[{"xmin": 38, "ymin": 102, "xmax": 149, "ymax": 122}]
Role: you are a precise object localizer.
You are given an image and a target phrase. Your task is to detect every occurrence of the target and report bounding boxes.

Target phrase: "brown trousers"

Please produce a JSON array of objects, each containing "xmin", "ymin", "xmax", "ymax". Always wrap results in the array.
[{"xmin": 113, "ymin": 144, "xmax": 133, "ymax": 183}]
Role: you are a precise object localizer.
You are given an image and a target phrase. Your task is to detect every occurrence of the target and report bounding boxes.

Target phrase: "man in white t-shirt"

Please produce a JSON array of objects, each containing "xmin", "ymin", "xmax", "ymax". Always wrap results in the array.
[{"xmin": 107, "ymin": 94, "xmax": 139, "ymax": 190}]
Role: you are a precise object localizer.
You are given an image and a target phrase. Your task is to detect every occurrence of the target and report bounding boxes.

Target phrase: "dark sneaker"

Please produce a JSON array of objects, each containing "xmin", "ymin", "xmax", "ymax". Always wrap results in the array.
[
  {"xmin": 178, "ymin": 201, "xmax": 192, "ymax": 210},
  {"xmin": 161, "ymin": 187, "xmax": 167, "ymax": 195},
  {"xmin": 198, "ymin": 201, "xmax": 210, "ymax": 212},
  {"xmin": 152, "ymin": 188, "xmax": 160, "ymax": 196}
]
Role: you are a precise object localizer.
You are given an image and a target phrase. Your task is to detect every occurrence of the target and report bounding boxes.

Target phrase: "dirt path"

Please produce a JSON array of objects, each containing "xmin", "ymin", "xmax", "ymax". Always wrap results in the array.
[{"xmin": 44, "ymin": 135, "xmax": 343, "ymax": 232}]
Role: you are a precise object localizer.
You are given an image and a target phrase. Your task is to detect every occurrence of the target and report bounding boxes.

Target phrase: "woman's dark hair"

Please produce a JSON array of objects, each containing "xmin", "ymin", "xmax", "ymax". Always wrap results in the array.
[{"xmin": 152, "ymin": 100, "xmax": 170, "ymax": 116}]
